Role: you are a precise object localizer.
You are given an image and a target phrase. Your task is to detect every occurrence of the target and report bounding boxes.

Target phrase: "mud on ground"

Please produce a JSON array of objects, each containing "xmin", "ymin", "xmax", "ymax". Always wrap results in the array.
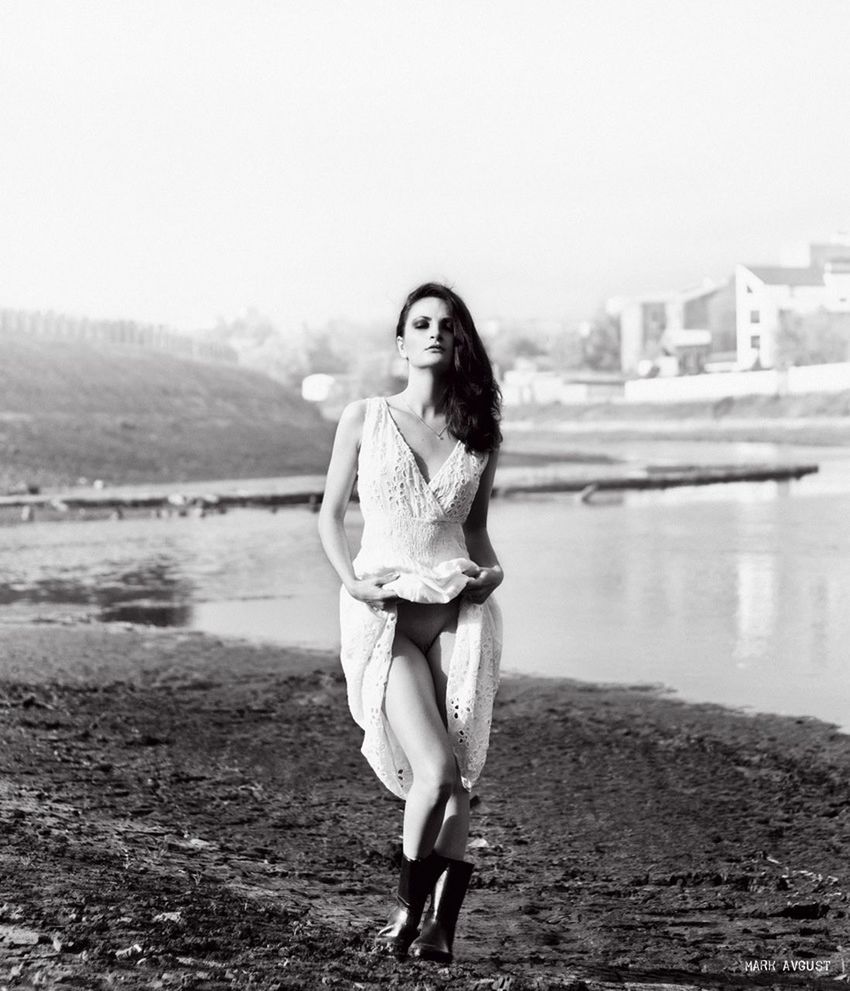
[{"xmin": 1, "ymin": 623, "xmax": 849, "ymax": 990}]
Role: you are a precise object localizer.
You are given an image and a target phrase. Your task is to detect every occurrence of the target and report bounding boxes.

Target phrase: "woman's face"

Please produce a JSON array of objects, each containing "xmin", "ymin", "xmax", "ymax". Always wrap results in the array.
[{"xmin": 397, "ymin": 296, "xmax": 455, "ymax": 370}]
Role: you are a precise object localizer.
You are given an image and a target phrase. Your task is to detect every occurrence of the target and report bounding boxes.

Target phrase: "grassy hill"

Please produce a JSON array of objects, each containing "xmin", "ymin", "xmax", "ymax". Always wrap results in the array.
[{"xmin": 0, "ymin": 337, "xmax": 334, "ymax": 491}]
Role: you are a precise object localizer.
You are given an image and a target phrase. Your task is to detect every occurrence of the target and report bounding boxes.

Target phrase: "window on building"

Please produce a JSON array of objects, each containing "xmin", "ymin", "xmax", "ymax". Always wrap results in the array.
[
  {"xmin": 750, "ymin": 335, "xmax": 761, "ymax": 349},
  {"xmin": 750, "ymin": 310, "xmax": 760, "ymax": 324}
]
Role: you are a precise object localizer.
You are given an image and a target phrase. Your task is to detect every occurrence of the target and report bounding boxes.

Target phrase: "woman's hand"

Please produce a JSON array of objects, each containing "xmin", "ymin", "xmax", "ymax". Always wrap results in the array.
[
  {"xmin": 462, "ymin": 565, "xmax": 503, "ymax": 604},
  {"xmin": 346, "ymin": 573, "xmax": 399, "ymax": 610}
]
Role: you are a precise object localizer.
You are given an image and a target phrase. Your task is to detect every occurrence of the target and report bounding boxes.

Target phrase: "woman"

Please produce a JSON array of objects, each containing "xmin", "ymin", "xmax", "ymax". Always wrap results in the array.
[{"xmin": 317, "ymin": 282, "xmax": 503, "ymax": 964}]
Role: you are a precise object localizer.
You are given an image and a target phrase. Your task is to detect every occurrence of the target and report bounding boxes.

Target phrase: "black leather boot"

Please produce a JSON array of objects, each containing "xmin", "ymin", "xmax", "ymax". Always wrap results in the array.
[
  {"xmin": 409, "ymin": 858, "xmax": 474, "ymax": 964},
  {"xmin": 374, "ymin": 850, "xmax": 447, "ymax": 957}
]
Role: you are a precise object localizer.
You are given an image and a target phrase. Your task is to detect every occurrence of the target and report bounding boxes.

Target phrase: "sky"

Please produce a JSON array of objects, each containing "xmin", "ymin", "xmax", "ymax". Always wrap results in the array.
[{"xmin": 1, "ymin": 0, "xmax": 849, "ymax": 334}]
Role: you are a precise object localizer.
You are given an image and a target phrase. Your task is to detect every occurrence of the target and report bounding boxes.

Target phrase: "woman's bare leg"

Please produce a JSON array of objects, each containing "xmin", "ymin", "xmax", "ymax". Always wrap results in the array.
[
  {"xmin": 433, "ymin": 787, "xmax": 470, "ymax": 860},
  {"xmin": 384, "ymin": 628, "xmax": 459, "ymax": 859},
  {"xmin": 426, "ymin": 625, "xmax": 470, "ymax": 860}
]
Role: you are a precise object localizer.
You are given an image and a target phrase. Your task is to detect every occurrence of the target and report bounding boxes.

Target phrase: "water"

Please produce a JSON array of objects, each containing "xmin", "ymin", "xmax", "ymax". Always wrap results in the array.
[{"xmin": 1, "ymin": 442, "xmax": 849, "ymax": 732}]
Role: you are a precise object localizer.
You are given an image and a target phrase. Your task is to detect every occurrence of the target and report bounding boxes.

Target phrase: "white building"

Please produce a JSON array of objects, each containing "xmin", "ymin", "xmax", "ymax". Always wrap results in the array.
[
  {"xmin": 608, "ymin": 235, "xmax": 850, "ymax": 375},
  {"xmin": 735, "ymin": 236, "xmax": 850, "ymax": 369}
]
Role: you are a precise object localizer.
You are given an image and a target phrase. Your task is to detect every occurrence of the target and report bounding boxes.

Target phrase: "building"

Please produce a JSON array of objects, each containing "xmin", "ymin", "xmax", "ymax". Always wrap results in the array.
[
  {"xmin": 609, "ymin": 234, "xmax": 850, "ymax": 375},
  {"xmin": 609, "ymin": 279, "xmax": 736, "ymax": 375},
  {"xmin": 735, "ymin": 236, "xmax": 850, "ymax": 369}
]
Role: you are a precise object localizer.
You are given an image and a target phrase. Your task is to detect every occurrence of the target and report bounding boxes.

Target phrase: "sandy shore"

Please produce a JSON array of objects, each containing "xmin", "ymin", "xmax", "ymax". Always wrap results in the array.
[{"xmin": 1, "ymin": 622, "xmax": 849, "ymax": 990}]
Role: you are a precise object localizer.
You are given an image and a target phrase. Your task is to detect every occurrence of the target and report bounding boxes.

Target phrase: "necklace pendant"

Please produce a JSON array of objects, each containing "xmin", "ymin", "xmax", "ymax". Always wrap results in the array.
[{"xmin": 402, "ymin": 397, "xmax": 449, "ymax": 440}]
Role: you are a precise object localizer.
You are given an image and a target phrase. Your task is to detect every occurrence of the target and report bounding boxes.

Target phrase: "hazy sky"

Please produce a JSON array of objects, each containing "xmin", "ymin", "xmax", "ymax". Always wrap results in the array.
[{"xmin": 1, "ymin": 0, "xmax": 849, "ymax": 333}]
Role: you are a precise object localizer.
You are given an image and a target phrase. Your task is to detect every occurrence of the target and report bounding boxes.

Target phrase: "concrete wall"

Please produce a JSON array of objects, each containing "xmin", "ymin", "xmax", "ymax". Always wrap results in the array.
[
  {"xmin": 624, "ymin": 361, "xmax": 850, "ymax": 403},
  {"xmin": 789, "ymin": 362, "xmax": 850, "ymax": 393},
  {"xmin": 501, "ymin": 369, "xmax": 624, "ymax": 405},
  {"xmin": 502, "ymin": 370, "xmax": 582, "ymax": 405}
]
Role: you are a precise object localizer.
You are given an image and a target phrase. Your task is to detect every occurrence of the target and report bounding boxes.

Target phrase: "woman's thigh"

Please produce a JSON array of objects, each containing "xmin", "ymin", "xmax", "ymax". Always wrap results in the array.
[
  {"xmin": 384, "ymin": 630, "xmax": 455, "ymax": 780},
  {"xmin": 424, "ymin": 622, "xmax": 457, "ymax": 726},
  {"xmin": 394, "ymin": 601, "xmax": 459, "ymax": 726}
]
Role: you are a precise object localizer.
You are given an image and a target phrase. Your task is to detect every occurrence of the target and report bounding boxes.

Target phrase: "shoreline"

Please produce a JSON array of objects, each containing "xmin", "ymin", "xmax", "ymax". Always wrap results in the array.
[
  {"xmin": 2, "ymin": 622, "xmax": 848, "ymax": 989},
  {"xmin": 4, "ymin": 413, "xmax": 848, "ymax": 504},
  {"xmin": 502, "ymin": 415, "xmax": 850, "ymax": 448},
  {"xmin": 6, "ymin": 613, "xmax": 849, "ymax": 736}
]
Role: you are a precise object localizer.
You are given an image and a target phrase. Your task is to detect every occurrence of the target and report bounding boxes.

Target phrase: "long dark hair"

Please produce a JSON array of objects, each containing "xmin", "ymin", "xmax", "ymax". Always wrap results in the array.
[{"xmin": 396, "ymin": 282, "xmax": 502, "ymax": 453}]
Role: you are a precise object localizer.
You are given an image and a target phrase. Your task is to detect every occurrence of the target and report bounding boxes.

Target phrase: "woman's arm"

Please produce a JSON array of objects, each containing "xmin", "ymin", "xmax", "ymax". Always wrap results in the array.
[
  {"xmin": 462, "ymin": 449, "xmax": 503, "ymax": 604},
  {"xmin": 317, "ymin": 400, "xmax": 398, "ymax": 605}
]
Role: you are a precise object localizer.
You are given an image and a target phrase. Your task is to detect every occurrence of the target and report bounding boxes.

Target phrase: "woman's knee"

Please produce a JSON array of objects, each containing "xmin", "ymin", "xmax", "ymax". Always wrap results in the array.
[{"xmin": 412, "ymin": 753, "xmax": 458, "ymax": 802}]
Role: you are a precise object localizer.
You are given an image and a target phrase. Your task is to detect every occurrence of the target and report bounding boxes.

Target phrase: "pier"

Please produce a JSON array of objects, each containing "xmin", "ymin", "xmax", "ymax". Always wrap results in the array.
[{"xmin": 0, "ymin": 462, "xmax": 819, "ymax": 518}]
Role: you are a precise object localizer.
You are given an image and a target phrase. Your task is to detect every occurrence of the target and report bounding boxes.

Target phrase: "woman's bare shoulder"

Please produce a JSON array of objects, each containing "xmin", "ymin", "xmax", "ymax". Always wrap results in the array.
[
  {"xmin": 334, "ymin": 399, "xmax": 373, "ymax": 447},
  {"xmin": 339, "ymin": 396, "xmax": 386, "ymax": 426}
]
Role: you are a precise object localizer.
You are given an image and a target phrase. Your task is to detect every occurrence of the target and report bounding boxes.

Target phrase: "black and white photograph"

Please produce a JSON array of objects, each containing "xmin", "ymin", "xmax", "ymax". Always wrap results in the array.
[{"xmin": 2, "ymin": 2, "xmax": 849, "ymax": 988}]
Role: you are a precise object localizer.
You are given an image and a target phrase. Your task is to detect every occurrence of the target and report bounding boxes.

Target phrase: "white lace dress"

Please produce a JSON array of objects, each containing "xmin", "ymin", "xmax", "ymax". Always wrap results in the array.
[{"xmin": 339, "ymin": 396, "xmax": 503, "ymax": 799}]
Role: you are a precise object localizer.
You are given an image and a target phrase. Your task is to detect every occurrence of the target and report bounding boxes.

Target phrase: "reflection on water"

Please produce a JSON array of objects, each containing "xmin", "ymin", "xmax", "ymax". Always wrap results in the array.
[
  {"xmin": 494, "ymin": 486, "xmax": 850, "ymax": 732},
  {"xmin": 100, "ymin": 601, "xmax": 194, "ymax": 626},
  {"xmin": 1, "ymin": 441, "xmax": 849, "ymax": 731},
  {"xmin": 0, "ymin": 560, "xmax": 190, "ymax": 610},
  {"xmin": 0, "ymin": 508, "xmax": 343, "ymax": 647},
  {"xmin": 735, "ymin": 553, "xmax": 777, "ymax": 666}
]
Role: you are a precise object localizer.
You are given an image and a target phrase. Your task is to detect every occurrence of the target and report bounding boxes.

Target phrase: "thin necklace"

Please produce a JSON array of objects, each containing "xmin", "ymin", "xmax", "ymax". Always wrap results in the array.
[{"xmin": 401, "ymin": 397, "xmax": 450, "ymax": 439}]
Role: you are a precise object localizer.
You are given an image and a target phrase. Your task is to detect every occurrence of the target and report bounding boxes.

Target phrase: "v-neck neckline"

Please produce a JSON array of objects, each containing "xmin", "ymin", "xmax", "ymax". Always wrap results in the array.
[{"xmin": 382, "ymin": 398, "xmax": 461, "ymax": 487}]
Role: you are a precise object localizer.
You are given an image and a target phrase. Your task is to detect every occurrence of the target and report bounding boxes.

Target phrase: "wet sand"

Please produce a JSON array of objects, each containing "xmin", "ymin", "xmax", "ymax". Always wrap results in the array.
[{"xmin": 1, "ymin": 622, "xmax": 848, "ymax": 990}]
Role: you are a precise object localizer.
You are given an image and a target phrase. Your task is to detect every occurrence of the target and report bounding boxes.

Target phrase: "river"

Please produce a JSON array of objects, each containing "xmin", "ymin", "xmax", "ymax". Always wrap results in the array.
[{"xmin": 1, "ymin": 440, "xmax": 849, "ymax": 732}]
